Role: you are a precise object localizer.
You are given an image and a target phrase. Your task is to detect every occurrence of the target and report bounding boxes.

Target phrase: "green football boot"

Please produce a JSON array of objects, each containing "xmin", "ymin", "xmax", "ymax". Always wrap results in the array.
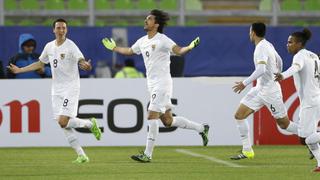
[
  {"xmin": 131, "ymin": 152, "xmax": 151, "ymax": 163},
  {"xmin": 72, "ymin": 155, "xmax": 89, "ymax": 164},
  {"xmin": 200, "ymin": 124, "xmax": 210, "ymax": 146},
  {"xmin": 90, "ymin": 118, "xmax": 102, "ymax": 140}
]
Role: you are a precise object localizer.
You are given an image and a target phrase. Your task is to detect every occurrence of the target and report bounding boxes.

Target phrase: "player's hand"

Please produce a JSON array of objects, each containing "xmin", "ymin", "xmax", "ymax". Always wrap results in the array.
[
  {"xmin": 188, "ymin": 37, "xmax": 200, "ymax": 50},
  {"xmin": 232, "ymin": 81, "xmax": 246, "ymax": 94},
  {"xmin": 102, "ymin": 38, "xmax": 116, "ymax": 51},
  {"xmin": 7, "ymin": 63, "xmax": 22, "ymax": 74},
  {"xmin": 79, "ymin": 59, "xmax": 92, "ymax": 71},
  {"xmin": 274, "ymin": 73, "xmax": 284, "ymax": 82}
]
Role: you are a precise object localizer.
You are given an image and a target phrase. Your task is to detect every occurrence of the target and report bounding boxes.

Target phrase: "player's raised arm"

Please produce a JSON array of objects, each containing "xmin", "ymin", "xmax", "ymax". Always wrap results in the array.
[
  {"xmin": 102, "ymin": 38, "xmax": 134, "ymax": 56},
  {"xmin": 172, "ymin": 37, "xmax": 200, "ymax": 56},
  {"xmin": 7, "ymin": 60, "xmax": 44, "ymax": 74}
]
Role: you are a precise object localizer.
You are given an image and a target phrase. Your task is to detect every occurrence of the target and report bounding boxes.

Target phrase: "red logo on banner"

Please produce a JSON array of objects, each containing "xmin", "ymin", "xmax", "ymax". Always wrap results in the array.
[
  {"xmin": 254, "ymin": 78, "xmax": 300, "ymax": 145},
  {"xmin": 5, "ymin": 100, "xmax": 40, "ymax": 133}
]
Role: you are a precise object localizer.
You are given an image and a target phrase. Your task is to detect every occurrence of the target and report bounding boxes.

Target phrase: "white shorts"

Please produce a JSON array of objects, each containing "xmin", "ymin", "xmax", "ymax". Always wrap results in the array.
[
  {"xmin": 52, "ymin": 90, "xmax": 80, "ymax": 120},
  {"xmin": 298, "ymin": 106, "xmax": 320, "ymax": 138},
  {"xmin": 148, "ymin": 87, "xmax": 173, "ymax": 114},
  {"xmin": 240, "ymin": 87, "xmax": 287, "ymax": 119}
]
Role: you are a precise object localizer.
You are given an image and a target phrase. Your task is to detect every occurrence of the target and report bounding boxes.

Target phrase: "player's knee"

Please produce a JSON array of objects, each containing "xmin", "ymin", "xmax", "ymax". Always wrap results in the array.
[
  {"xmin": 161, "ymin": 116, "xmax": 173, "ymax": 127},
  {"xmin": 234, "ymin": 112, "xmax": 245, "ymax": 120},
  {"xmin": 58, "ymin": 117, "xmax": 69, "ymax": 128},
  {"xmin": 277, "ymin": 122, "xmax": 288, "ymax": 129}
]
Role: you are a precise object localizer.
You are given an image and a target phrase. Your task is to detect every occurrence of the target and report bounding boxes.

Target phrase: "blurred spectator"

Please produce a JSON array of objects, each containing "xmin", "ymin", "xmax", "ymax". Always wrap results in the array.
[
  {"xmin": 170, "ymin": 55, "xmax": 185, "ymax": 77},
  {"xmin": 0, "ymin": 60, "xmax": 5, "ymax": 78},
  {"xmin": 114, "ymin": 59, "xmax": 144, "ymax": 78},
  {"xmin": 95, "ymin": 60, "xmax": 112, "ymax": 78},
  {"xmin": 7, "ymin": 33, "xmax": 51, "ymax": 79}
]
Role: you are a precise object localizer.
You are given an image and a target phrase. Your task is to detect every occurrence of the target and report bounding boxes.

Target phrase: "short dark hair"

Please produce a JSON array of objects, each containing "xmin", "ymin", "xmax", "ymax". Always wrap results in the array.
[
  {"xmin": 53, "ymin": 18, "xmax": 67, "ymax": 28},
  {"xmin": 251, "ymin": 22, "xmax": 266, "ymax": 37},
  {"xmin": 124, "ymin": 59, "xmax": 135, "ymax": 67},
  {"xmin": 291, "ymin": 28, "xmax": 312, "ymax": 46},
  {"xmin": 150, "ymin": 9, "xmax": 170, "ymax": 33}
]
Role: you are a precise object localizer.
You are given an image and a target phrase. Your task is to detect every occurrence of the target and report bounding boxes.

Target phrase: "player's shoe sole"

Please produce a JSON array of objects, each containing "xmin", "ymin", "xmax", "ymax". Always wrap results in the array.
[
  {"xmin": 200, "ymin": 124, "xmax": 210, "ymax": 146},
  {"xmin": 90, "ymin": 118, "xmax": 102, "ymax": 140},
  {"xmin": 230, "ymin": 150, "xmax": 254, "ymax": 160},
  {"xmin": 131, "ymin": 152, "xmax": 151, "ymax": 163},
  {"xmin": 72, "ymin": 155, "xmax": 89, "ymax": 164}
]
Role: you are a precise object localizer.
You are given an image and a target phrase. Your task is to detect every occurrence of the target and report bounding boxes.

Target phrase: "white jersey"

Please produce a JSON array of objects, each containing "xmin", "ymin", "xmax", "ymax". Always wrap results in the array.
[
  {"xmin": 292, "ymin": 49, "xmax": 320, "ymax": 108},
  {"xmin": 39, "ymin": 38, "xmax": 83, "ymax": 95},
  {"xmin": 131, "ymin": 33, "xmax": 176, "ymax": 88},
  {"xmin": 254, "ymin": 39, "xmax": 282, "ymax": 96}
]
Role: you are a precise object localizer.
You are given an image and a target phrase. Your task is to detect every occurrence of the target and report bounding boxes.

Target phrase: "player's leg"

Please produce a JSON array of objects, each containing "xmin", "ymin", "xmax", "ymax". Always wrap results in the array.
[
  {"xmin": 301, "ymin": 107, "xmax": 320, "ymax": 172},
  {"xmin": 58, "ymin": 93, "xmax": 101, "ymax": 140},
  {"xmin": 131, "ymin": 110, "xmax": 160, "ymax": 163},
  {"xmin": 160, "ymin": 109, "xmax": 209, "ymax": 146},
  {"xmin": 52, "ymin": 95, "xmax": 89, "ymax": 163},
  {"xmin": 264, "ymin": 92, "xmax": 298, "ymax": 135},
  {"xmin": 231, "ymin": 88, "xmax": 260, "ymax": 160}
]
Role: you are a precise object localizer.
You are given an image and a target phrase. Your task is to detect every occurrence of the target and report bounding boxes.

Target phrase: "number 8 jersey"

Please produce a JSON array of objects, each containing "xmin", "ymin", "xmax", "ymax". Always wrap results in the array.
[
  {"xmin": 292, "ymin": 49, "xmax": 320, "ymax": 108},
  {"xmin": 39, "ymin": 39, "xmax": 84, "ymax": 95}
]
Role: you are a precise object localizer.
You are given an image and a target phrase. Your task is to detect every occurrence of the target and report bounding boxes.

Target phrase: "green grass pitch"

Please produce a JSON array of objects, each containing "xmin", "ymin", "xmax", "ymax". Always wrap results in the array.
[{"xmin": 0, "ymin": 146, "xmax": 319, "ymax": 180}]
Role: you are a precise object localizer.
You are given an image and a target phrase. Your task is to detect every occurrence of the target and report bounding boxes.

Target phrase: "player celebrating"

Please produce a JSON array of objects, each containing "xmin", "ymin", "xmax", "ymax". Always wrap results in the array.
[
  {"xmin": 275, "ymin": 28, "xmax": 320, "ymax": 172},
  {"xmin": 102, "ymin": 9, "xmax": 209, "ymax": 163},
  {"xmin": 231, "ymin": 22, "xmax": 298, "ymax": 160},
  {"xmin": 8, "ymin": 19, "xmax": 101, "ymax": 163}
]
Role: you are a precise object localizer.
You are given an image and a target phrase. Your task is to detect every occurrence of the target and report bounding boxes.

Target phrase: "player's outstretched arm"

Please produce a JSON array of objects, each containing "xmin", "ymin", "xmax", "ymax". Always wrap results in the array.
[
  {"xmin": 274, "ymin": 63, "xmax": 301, "ymax": 82},
  {"xmin": 101, "ymin": 38, "xmax": 134, "ymax": 56},
  {"xmin": 7, "ymin": 61, "xmax": 44, "ymax": 74},
  {"xmin": 172, "ymin": 37, "xmax": 200, "ymax": 56}
]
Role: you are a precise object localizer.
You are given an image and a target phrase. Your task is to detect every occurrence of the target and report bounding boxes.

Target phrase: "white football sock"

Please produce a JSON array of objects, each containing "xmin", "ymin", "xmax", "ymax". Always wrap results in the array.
[
  {"xmin": 66, "ymin": 117, "xmax": 93, "ymax": 129},
  {"xmin": 236, "ymin": 119, "xmax": 252, "ymax": 152},
  {"xmin": 171, "ymin": 116, "xmax": 204, "ymax": 133},
  {"xmin": 63, "ymin": 128, "xmax": 85, "ymax": 156},
  {"xmin": 306, "ymin": 132, "xmax": 320, "ymax": 144},
  {"xmin": 306, "ymin": 142, "xmax": 320, "ymax": 167},
  {"xmin": 285, "ymin": 121, "xmax": 298, "ymax": 135},
  {"xmin": 144, "ymin": 120, "xmax": 159, "ymax": 158}
]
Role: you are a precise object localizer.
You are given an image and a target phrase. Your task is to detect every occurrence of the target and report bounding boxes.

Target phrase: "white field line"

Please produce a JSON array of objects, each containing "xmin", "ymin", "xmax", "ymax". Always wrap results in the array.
[{"xmin": 175, "ymin": 149, "xmax": 245, "ymax": 168}]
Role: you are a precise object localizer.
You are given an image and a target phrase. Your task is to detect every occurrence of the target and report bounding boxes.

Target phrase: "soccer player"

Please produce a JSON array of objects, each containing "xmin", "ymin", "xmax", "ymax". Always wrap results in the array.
[
  {"xmin": 231, "ymin": 22, "xmax": 298, "ymax": 160},
  {"xmin": 102, "ymin": 9, "xmax": 209, "ymax": 163},
  {"xmin": 8, "ymin": 18, "xmax": 102, "ymax": 163},
  {"xmin": 275, "ymin": 28, "xmax": 320, "ymax": 172}
]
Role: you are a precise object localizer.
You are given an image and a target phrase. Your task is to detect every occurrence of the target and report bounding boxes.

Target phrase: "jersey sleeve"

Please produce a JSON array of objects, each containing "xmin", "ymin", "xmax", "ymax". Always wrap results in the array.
[
  {"xmin": 163, "ymin": 35, "xmax": 176, "ymax": 52},
  {"xmin": 39, "ymin": 44, "xmax": 49, "ymax": 64},
  {"xmin": 292, "ymin": 53, "xmax": 304, "ymax": 70},
  {"xmin": 255, "ymin": 45, "xmax": 268, "ymax": 64},
  {"xmin": 131, "ymin": 38, "xmax": 141, "ymax": 55},
  {"xmin": 71, "ymin": 42, "xmax": 84, "ymax": 62}
]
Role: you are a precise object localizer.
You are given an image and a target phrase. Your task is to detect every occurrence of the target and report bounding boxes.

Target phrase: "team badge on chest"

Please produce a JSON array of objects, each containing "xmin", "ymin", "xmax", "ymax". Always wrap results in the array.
[
  {"xmin": 152, "ymin": 44, "xmax": 156, "ymax": 51},
  {"xmin": 60, "ymin": 54, "xmax": 65, "ymax": 60}
]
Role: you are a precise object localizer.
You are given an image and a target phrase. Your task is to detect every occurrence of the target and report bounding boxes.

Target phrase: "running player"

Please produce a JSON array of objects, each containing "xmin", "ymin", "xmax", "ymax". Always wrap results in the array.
[
  {"xmin": 231, "ymin": 22, "xmax": 298, "ymax": 160},
  {"xmin": 8, "ymin": 18, "xmax": 102, "ymax": 163},
  {"xmin": 102, "ymin": 9, "xmax": 209, "ymax": 163},
  {"xmin": 275, "ymin": 28, "xmax": 320, "ymax": 172}
]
